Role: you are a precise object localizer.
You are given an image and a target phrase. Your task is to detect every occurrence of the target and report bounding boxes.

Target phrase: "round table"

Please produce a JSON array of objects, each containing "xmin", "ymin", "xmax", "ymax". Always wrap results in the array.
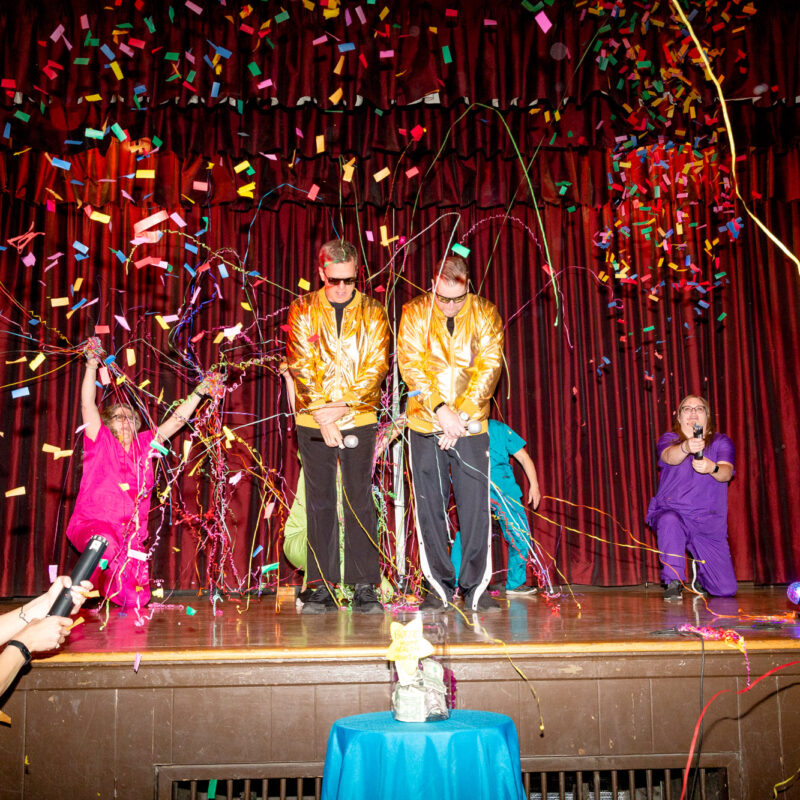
[{"xmin": 321, "ymin": 710, "xmax": 525, "ymax": 800}]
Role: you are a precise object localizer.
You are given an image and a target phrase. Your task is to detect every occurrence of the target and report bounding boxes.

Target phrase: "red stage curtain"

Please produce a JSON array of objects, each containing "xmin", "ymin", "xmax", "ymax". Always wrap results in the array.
[
  {"xmin": 1, "ymin": 0, "xmax": 800, "ymax": 596},
  {"xmin": 1, "ymin": 194, "xmax": 799, "ymax": 596}
]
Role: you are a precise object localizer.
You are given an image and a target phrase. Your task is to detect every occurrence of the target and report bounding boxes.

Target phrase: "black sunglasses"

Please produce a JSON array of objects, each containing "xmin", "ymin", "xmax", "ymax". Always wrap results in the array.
[{"xmin": 325, "ymin": 276, "xmax": 357, "ymax": 286}]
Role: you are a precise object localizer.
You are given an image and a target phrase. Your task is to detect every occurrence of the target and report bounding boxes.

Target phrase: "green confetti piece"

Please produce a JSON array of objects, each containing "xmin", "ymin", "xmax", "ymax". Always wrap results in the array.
[
  {"xmin": 247, "ymin": 61, "xmax": 262, "ymax": 77},
  {"xmin": 85, "ymin": 127, "xmax": 104, "ymax": 139},
  {"xmin": 274, "ymin": 10, "xmax": 289, "ymax": 23},
  {"xmin": 208, "ymin": 779, "xmax": 217, "ymax": 799},
  {"xmin": 73, "ymin": 57, "xmax": 90, "ymax": 66},
  {"xmin": 152, "ymin": 135, "xmax": 163, "ymax": 148},
  {"xmin": 164, "ymin": 52, "xmax": 180, "ymax": 61},
  {"xmin": 186, "ymin": 606, "xmax": 197, "ymax": 616},
  {"xmin": 261, "ymin": 561, "xmax": 280, "ymax": 574},
  {"xmin": 566, "ymin": 205, "xmax": 576, "ymax": 213},
  {"xmin": 521, "ymin": 0, "xmax": 535, "ymax": 12},
  {"xmin": 442, "ymin": 46, "xmax": 452, "ymax": 64},
  {"xmin": 714, "ymin": 271, "xmax": 727, "ymax": 279},
  {"xmin": 144, "ymin": 16, "xmax": 155, "ymax": 33},
  {"xmin": 110, "ymin": 122, "xmax": 127, "ymax": 141},
  {"xmin": 643, "ymin": 325, "xmax": 655, "ymax": 332},
  {"xmin": 717, "ymin": 312, "xmax": 727, "ymax": 321},
  {"xmin": 14, "ymin": 111, "xmax": 30, "ymax": 123},
  {"xmin": 99, "ymin": 559, "xmax": 109, "ymax": 570},
  {"xmin": 168, "ymin": 6, "xmax": 175, "ymax": 23},
  {"xmin": 149, "ymin": 439, "xmax": 170, "ymax": 456},
  {"xmin": 451, "ymin": 243, "xmax": 471, "ymax": 258},
  {"xmin": 186, "ymin": 70, "xmax": 196, "ymax": 83}
]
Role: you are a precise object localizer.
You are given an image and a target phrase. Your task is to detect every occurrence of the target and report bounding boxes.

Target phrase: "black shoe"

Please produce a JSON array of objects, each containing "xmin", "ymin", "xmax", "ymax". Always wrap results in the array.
[
  {"xmin": 463, "ymin": 588, "xmax": 500, "ymax": 612},
  {"xmin": 352, "ymin": 583, "xmax": 384, "ymax": 614},
  {"xmin": 663, "ymin": 580, "xmax": 683, "ymax": 602},
  {"xmin": 296, "ymin": 586, "xmax": 315, "ymax": 606},
  {"xmin": 418, "ymin": 591, "xmax": 451, "ymax": 613},
  {"xmin": 507, "ymin": 584, "xmax": 538, "ymax": 596},
  {"xmin": 301, "ymin": 585, "xmax": 337, "ymax": 614}
]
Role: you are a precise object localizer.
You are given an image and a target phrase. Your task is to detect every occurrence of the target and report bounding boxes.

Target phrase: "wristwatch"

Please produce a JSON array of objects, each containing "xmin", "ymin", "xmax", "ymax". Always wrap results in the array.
[{"xmin": 712, "ymin": 464, "xmax": 720, "ymax": 474}]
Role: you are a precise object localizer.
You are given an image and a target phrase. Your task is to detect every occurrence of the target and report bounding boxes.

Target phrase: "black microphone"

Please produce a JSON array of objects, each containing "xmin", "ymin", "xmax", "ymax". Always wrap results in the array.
[
  {"xmin": 48, "ymin": 535, "xmax": 108, "ymax": 617},
  {"xmin": 692, "ymin": 424, "xmax": 704, "ymax": 461}
]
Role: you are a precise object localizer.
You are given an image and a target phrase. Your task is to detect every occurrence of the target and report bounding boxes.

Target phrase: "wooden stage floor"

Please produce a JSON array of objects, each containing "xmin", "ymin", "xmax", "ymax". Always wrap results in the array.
[
  {"xmin": 3, "ymin": 584, "xmax": 800, "ymax": 799},
  {"xmin": 7, "ymin": 583, "xmax": 798, "ymax": 665}
]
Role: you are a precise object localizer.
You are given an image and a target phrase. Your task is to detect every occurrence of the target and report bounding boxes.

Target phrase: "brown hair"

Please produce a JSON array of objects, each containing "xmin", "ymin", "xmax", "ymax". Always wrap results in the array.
[
  {"xmin": 100, "ymin": 403, "xmax": 142, "ymax": 433},
  {"xmin": 435, "ymin": 255, "xmax": 469, "ymax": 287},
  {"xmin": 318, "ymin": 239, "xmax": 358, "ymax": 271},
  {"xmin": 671, "ymin": 394, "xmax": 715, "ymax": 447}
]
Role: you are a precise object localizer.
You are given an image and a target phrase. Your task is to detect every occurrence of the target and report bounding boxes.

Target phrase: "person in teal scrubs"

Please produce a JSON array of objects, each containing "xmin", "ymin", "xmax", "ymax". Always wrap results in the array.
[{"xmin": 452, "ymin": 419, "xmax": 552, "ymax": 594}]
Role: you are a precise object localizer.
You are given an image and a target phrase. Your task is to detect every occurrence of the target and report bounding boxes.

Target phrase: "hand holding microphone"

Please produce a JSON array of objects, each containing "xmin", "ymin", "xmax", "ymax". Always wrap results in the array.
[{"xmin": 692, "ymin": 423, "xmax": 704, "ymax": 461}]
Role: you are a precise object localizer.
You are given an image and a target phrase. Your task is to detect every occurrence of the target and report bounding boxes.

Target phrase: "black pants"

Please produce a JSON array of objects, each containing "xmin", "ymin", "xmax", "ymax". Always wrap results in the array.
[
  {"xmin": 297, "ymin": 424, "xmax": 380, "ymax": 585},
  {"xmin": 408, "ymin": 430, "xmax": 492, "ymax": 603}
]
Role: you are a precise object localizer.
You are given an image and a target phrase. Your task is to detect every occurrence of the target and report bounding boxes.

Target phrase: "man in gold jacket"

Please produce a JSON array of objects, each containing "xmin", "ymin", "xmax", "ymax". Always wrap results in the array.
[
  {"xmin": 398, "ymin": 254, "xmax": 504, "ymax": 612},
  {"xmin": 286, "ymin": 240, "xmax": 390, "ymax": 614}
]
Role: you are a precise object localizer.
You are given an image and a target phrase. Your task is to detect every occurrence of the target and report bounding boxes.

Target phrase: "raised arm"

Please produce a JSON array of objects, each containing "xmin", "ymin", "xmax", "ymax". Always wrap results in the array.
[
  {"xmin": 81, "ymin": 357, "xmax": 103, "ymax": 441},
  {"xmin": 155, "ymin": 377, "xmax": 213, "ymax": 442}
]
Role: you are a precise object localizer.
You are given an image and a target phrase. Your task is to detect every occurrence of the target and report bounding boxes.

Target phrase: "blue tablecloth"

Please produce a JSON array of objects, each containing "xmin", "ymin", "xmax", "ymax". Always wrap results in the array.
[{"xmin": 321, "ymin": 710, "xmax": 525, "ymax": 800}]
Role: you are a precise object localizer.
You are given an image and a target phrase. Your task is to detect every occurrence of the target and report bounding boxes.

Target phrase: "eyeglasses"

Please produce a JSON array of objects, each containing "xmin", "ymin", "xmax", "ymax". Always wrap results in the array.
[
  {"xmin": 110, "ymin": 413, "xmax": 136, "ymax": 422},
  {"xmin": 434, "ymin": 292, "xmax": 468, "ymax": 305},
  {"xmin": 325, "ymin": 276, "xmax": 357, "ymax": 287},
  {"xmin": 680, "ymin": 405, "xmax": 707, "ymax": 414}
]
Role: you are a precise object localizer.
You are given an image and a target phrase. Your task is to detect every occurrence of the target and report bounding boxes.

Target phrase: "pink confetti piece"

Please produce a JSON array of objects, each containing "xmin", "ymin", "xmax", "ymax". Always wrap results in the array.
[
  {"xmin": 169, "ymin": 212, "xmax": 187, "ymax": 227},
  {"xmin": 133, "ymin": 210, "xmax": 169, "ymax": 235},
  {"xmin": 49, "ymin": 564, "xmax": 58, "ymax": 582},
  {"xmin": 535, "ymin": 10, "xmax": 552, "ymax": 33},
  {"xmin": 133, "ymin": 653, "xmax": 141, "ymax": 673},
  {"xmin": 307, "ymin": 183, "xmax": 320, "ymax": 201},
  {"xmin": 114, "ymin": 315, "xmax": 131, "ymax": 331}
]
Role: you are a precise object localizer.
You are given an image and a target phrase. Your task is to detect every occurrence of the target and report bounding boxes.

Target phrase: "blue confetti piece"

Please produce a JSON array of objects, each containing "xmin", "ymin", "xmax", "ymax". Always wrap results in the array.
[
  {"xmin": 211, "ymin": 81, "xmax": 220, "ymax": 99},
  {"xmin": 218, "ymin": 263, "xmax": 229, "ymax": 279},
  {"xmin": 11, "ymin": 387, "xmax": 30, "ymax": 398},
  {"xmin": 338, "ymin": 42, "xmax": 356, "ymax": 52},
  {"xmin": 101, "ymin": 44, "xmax": 116, "ymax": 61},
  {"xmin": 52, "ymin": 157, "xmax": 72, "ymax": 171},
  {"xmin": 2, "ymin": 122, "xmax": 10, "ymax": 139},
  {"xmin": 73, "ymin": 240, "xmax": 89, "ymax": 254},
  {"xmin": 252, "ymin": 544, "xmax": 263, "ymax": 558},
  {"xmin": 407, "ymin": 390, "xmax": 421, "ymax": 397}
]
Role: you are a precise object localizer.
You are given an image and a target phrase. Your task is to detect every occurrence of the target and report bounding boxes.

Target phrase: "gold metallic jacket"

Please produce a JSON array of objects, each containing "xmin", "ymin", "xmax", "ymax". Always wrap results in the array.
[
  {"xmin": 287, "ymin": 289, "xmax": 390, "ymax": 429},
  {"xmin": 398, "ymin": 293, "xmax": 504, "ymax": 434}
]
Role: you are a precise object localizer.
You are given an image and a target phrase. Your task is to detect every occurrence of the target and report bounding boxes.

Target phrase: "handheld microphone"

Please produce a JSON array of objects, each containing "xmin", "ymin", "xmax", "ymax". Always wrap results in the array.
[
  {"xmin": 48, "ymin": 535, "xmax": 108, "ymax": 617},
  {"xmin": 343, "ymin": 434, "xmax": 359, "ymax": 449},
  {"xmin": 692, "ymin": 424, "xmax": 704, "ymax": 461}
]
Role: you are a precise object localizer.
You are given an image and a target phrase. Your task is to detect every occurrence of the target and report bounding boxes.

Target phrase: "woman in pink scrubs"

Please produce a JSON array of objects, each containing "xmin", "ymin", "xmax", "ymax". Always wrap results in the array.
[{"xmin": 66, "ymin": 353, "xmax": 214, "ymax": 608}]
